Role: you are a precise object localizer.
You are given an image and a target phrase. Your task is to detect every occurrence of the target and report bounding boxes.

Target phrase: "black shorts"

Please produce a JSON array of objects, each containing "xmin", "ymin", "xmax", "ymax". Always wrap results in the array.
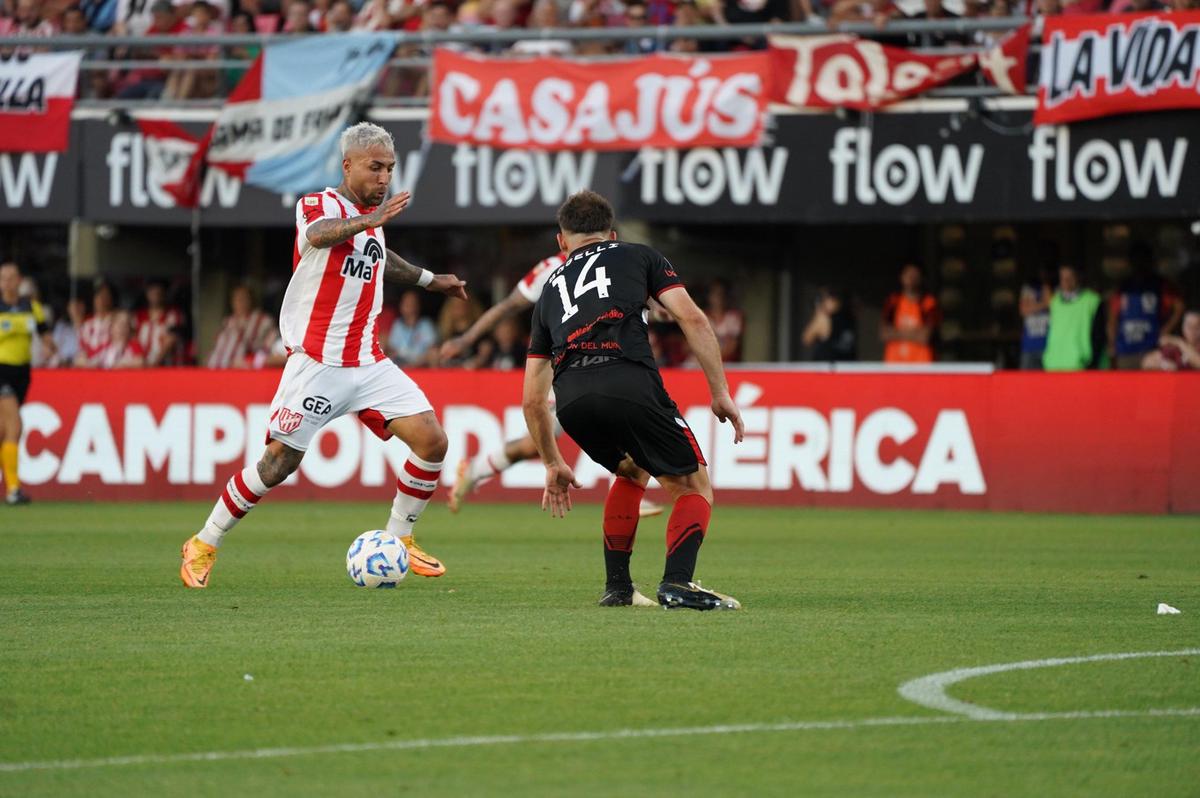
[
  {"xmin": 0, "ymin": 364, "xmax": 31, "ymax": 404},
  {"xmin": 554, "ymin": 360, "xmax": 706, "ymax": 477}
]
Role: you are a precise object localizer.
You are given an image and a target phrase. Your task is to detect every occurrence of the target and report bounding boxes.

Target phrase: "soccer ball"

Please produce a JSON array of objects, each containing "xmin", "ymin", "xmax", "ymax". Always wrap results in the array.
[{"xmin": 346, "ymin": 530, "xmax": 409, "ymax": 588}]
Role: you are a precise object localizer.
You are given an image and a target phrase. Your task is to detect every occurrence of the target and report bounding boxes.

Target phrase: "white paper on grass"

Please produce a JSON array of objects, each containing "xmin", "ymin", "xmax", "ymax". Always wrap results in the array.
[{"xmin": 1157, "ymin": 603, "xmax": 1182, "ymax": 615}]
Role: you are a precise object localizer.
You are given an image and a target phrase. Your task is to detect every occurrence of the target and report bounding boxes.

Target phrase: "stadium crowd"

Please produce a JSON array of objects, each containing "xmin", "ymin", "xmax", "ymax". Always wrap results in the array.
[
  {"xmin": 10, "ymin": 252, "xmax": 1198, "ymax": 371},
  {"xmin": 3, "ymin": 0, "xmax": 1199, "ymax": 99}
]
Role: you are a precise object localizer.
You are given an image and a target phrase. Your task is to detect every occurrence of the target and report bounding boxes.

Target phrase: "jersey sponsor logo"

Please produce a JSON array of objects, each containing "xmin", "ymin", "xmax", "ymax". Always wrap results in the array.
[
  {"xmin": 341, "ymin": 238, "xmax": 384, "ymax": 282},
  {"xmin": 276, "ymin": 407, "xmax": 304, "ymax": 434},
  {"xmin": 302, "ymin": 395, "xmax": 333, "ymax": 415},
  {"xmin": 304, "ymin": 196, "xmax": 320, "ymax": 206}
]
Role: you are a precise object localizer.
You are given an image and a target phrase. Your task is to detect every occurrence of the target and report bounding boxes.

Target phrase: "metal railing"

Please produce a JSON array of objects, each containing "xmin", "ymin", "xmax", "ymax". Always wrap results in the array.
[{"xmin": 1, "ymin": 16, "xmax": 1037, "ymax": 108}]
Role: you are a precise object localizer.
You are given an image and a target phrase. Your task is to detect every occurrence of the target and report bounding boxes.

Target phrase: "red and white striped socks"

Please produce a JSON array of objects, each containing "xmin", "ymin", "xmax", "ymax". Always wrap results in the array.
[
  {"xmin": 197, "ymin": 466, "xmax": 270, "ymax": 547},
  {"xmin": 385, "ymin": 455, "xmax": 443, "ymax": 537}
]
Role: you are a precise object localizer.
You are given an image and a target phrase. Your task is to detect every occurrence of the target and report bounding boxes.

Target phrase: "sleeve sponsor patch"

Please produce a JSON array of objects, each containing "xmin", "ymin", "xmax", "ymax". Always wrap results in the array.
[{"xmin": 304, "ymin": 196, "xmax": 320, "ymax": 206}]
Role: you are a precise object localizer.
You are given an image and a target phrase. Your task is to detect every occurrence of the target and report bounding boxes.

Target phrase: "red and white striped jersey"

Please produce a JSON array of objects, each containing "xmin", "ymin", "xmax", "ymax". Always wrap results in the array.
[
  {"xmin": 135, "ymin": 307, "xmax": 183, "ymax": 365},
  {"xmin": 78, "ymin": 314, "xmax": 113, "ymax": 362},
  {"xmin": 282, "ymin": 189, "xmax": 387, "ymax": 368},
  {"xmin": 207, "ymin": 309, "xmax": 276, "ymax": 369},
  {"xmin": 515, "ymin": 252, "xmax": 567, "ymax": 304}
]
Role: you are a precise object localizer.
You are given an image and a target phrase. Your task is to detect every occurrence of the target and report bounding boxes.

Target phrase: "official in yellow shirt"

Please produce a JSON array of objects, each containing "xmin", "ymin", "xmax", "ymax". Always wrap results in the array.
[{"xmin": 0, "ymin": 262, "xmax": 54, "ymax": 506}]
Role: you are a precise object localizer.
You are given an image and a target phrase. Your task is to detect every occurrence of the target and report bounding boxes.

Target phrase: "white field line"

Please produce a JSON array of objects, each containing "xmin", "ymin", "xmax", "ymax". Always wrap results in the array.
[
  {"xmin": 2, "ymin": 708, "xmax": 1199, "ymax": 774},
  {"xmin": 897, "ymin": 648, "xmax": 1200, "ymax": 720}
]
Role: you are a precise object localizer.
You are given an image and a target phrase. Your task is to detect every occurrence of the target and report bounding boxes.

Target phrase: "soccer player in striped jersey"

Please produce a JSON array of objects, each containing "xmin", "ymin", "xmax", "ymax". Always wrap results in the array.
[
  {"xmin": 440, "ymin": 253, "xmax": 662, "ymax": 518},
  {"xmin": 181, "ymin": 122, "xmax": 468, "ymax": 588}
]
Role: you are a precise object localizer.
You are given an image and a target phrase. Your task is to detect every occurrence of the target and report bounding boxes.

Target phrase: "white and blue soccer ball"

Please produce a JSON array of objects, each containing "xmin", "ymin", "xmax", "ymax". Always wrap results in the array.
[{"xmin": 346, "ymin": 530, "xmax": 409, "ymax": 588}]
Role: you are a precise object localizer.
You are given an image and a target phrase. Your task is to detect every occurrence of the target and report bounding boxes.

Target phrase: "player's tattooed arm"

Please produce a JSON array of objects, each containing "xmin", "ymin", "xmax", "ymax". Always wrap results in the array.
[
  {"xmin": 305, "ymin": 192, "xmax": 411, "ymax": 249},
  {"xmin": 383, "ymin": 249, "xmax": 425, "ymax": 285},
  {"xmin": 305, "ymin": 216, "xmax": 375, "ymax": 249},
  {"xmin": 386, "ymin": 249, "xmax": 470, "ymax": 300}
]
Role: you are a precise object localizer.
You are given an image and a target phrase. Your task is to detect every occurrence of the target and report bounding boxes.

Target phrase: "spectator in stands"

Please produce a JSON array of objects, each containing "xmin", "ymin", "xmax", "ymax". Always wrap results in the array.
[
  {"xmin": 1042, "ymin": 264, "xmax": 1105, "ymax": 371},
  {"xmin": 802, "ymin": 287, "xmax": 857, "ymax": 362},
  {"xmin": 206, "ymin": 284, "xmax": 277, "ymax": 369},
  {"xmin": 881, "ymin": 263, "xmax": 940, "ymax": 363},
  {"xmin": 1169, "ymin": 0, "xmax": 1200, "ymax": 10},
  {"xmin": 512, "ymin": 0, "xmax": 573, "ymax": 54},
  {"xmin": 1142, "ymin": 310, "xmax": 1200, "ymax": 371},
  {"xmin": 164, "ymin": 0, "xmax": 224, "ymax": 99},
  {"xmin": 114, "ymin": 0, "xmax": 157, "ymax": 35},
  {"xmin": 622, "ymin": 1, "xmax": 659, "ymax": 54},
  {"xmin": 669, "ymin": 0, "xmax": 712, "ymax": 52},
  {"xmin": 715, "ymin": 0, "xmax": 792, "ymax": 25},
  {"xmin": 436, "ymin": 295, "xmax": 485, "ymax": 365},
  {"xmin": 706, "ymin": 279, "xmax": 744, "ymax": 362},
  {"xmin": 224, "ymin": 12, "xmax": 260, "ymax": 91},
  {"xmin": 485, "ymin": 0, "xmax": 522, "ymax": 52},
  {"xmin": 324, "ymin": 0, "xmax": 353, "ymax": 30},
  {"xmin": 483, "ymin": 317, "xmax": 526, "ymax": 370},
  {"xmin": 284, "ymin": 0, "xmax": 315, "ymax": 30},
  {"xmin": 387, "ymin": 290, "xmax": 438, "ymax": 367},
  {"xmin": 76, "ymin": 279, "xmax": 116, "ymax": 366},
  {"xmin": 1107, "ymin": 243, "xmax": 1184, "ymax": 370},
  {"xmin": 49, "ymin": 296, "xmax": 86, "ymax": 368},
  {"xmin": 61, "ymin": 4, "xmax": 112, "ymax": 98},
  {"xmin": 96, "ymin": 312, "xmax": 147, "ymax": 368},
  {"xmin": 134, "ymin": 280, "xmax": 185, "ymax": 366},
  {"xmin": 1110, "ymin": 0, "xmax": 1166, "ymax": 12},
  {"xmin": 115, "ymin": 0, "xmax": 184, "ymax": 99},
  {"xmin": 1018, "ymin": 269, "xmax": 1052, "ymax": 370}
]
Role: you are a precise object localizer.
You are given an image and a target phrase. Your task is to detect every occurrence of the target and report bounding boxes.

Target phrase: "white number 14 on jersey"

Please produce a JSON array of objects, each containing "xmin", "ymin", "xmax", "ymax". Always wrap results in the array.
[{"xmin": 551, "ymin": 253, "xmax": 612, "ymax": 323}]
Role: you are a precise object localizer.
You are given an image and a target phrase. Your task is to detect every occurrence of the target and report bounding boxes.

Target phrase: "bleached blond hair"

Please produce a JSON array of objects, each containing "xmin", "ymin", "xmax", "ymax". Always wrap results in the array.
[{"xmin": 340, "ymin": 122, "xmax": 394, "ymax": 158}]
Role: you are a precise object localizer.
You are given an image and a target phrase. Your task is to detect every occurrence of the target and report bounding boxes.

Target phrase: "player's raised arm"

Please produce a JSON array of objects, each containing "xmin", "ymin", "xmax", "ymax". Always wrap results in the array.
[
  {"xmin": 383, "ymin": 249, "xmax": 468, "ymax": 300},
  {"xmin": 306, "ymin": 192, "xmax": 410, "ymax": 249},
  {"xmin": 658, "ymin": 285, "xmax": 745, "ymax": 444},
  {"xmin": 441, "ymin": 286, "xmax": 533, "ymax": 362}
]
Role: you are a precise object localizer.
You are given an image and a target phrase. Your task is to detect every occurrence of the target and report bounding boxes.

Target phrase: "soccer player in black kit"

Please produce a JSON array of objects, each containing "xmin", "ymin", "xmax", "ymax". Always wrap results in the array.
[{"xmin": 522, "ymin": 191, "xmax": 745, "ymax": 611}]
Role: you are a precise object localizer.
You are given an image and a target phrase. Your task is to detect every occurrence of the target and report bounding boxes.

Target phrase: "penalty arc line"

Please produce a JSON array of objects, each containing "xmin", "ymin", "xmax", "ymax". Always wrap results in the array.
[
  {"xmin": 897, "ymin": 648, "xmax": 1200, "ymax": 720},
  {"xmin": 1, "ymin": 708, "xmax": 1199, "ymax": 774}
]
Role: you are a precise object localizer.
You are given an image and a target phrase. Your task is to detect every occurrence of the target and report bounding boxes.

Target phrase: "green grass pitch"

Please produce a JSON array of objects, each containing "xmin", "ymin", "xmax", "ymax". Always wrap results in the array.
[{"xmin": 1, "ymin": 502, "xmax": 1197, "ymax": 796}]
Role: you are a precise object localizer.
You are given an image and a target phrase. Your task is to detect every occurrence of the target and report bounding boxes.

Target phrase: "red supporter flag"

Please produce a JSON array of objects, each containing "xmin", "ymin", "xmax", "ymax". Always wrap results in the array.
[
  {"xmin": 1036, "ymin": 11, "xmax": 1200, "ymax": 125},
  {"xmin": 134, "ymin": 118, "xmax": 206, "ymax": 208},
  {"xmin": 768, "ymin": 34, "xmax": 977, "ymax": 111},
  {"xmin": 428, "ymin": 49, "xmax": 771, "ymax": 151},
  {"xmin": 0, "ymin": 52, "xmax": 82, "ymax": 153},
  {"xmin": 978, "ymin": 23, "xmax": 1032, "ymax": 96}
]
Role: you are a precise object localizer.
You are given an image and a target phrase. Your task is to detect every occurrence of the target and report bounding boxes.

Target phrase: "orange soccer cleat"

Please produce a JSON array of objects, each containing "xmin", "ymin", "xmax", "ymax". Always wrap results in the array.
[
  {"xmin": 400, "ymin": 535, "xmax": 446, "ymax": 577},
  {"xmin": 180, "ymin": 535, "xmax": 218, "ymax": 588}
]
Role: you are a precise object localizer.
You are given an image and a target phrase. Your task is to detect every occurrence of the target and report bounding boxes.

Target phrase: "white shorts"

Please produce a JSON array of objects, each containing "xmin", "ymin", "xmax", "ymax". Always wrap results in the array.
[{"xmin": 266, "ymin": 354, "xmax": 433, "ymax": 452}]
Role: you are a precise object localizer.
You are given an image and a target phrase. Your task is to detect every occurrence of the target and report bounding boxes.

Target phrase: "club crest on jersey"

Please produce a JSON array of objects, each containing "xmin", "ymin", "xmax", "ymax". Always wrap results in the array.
[
  {"xmin": 342, "ymin": 238, "xmax": 383, "ymax": 282},
  {"xmin": 277, "ymin": 407, "xmax": 304, "ymax": 434}
]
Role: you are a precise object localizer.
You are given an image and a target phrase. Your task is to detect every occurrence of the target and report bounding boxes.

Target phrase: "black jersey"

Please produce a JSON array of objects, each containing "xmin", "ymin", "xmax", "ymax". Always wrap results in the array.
[{"xmin": 528, "ymin": 240, "xmax": 684, "ymax": 376}]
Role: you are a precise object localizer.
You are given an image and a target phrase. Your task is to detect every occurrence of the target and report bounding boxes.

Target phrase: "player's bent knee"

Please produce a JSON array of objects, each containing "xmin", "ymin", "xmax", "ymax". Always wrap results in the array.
[
  {"xmin": 258, "ymin": 441, "xmax": 304, "ymax": 488},
  {"xmin": 614, "ymin": 457, "xmax": 650, "ymax": 487}
]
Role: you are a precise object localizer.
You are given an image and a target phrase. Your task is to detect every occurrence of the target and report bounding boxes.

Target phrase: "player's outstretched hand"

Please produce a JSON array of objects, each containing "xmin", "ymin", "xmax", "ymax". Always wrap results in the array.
[
  {"xmin": 439, "ymin": 335, "xmax": 467, "ymax": 363},
  {"xmin": 712, "ymin": 392, "xmax": 745, "ymax": 444},
  {"xmin": 429, "ymin": 274, "xmax": 468, "ymax": 301},
  {"xmin": 367, "ymin": 192, "xmax": 410, "ymax": 227},
  {"xmin": 542, "ymin": 461, "xmax": 581, "ymax": 518}
]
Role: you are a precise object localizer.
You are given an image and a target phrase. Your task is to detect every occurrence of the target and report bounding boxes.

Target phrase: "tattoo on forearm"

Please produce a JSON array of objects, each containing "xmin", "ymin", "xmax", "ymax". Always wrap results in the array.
[
  {"xmin": 306, "ymin": 217, "xmax": 372, "ymax": 249},
  {"xmin": 384, "ymin": 249, "xmax": 424, "ymax": 285}
]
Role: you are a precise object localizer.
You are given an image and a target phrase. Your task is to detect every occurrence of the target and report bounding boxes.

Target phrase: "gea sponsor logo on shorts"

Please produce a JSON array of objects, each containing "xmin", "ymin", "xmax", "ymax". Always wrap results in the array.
[{"xmin": 302, "ymin": 395, "xmax": 333, "ymax": 415}]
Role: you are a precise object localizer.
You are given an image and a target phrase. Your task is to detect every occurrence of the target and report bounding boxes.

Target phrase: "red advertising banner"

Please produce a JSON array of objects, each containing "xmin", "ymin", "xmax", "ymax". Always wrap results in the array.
[
  {"xmin": 16, "ymin": 369, "xmax": 1200, "ymax": 514},
  {"xmin": 428, "ymin": 49, "xmax": 770, "ymax": 151},
  {"xmin": 768, "ymin": 34, "xmax": 978, "ymax": 111},
  {"xmin": 1036, "ymin": 12, "xmax": 1200, "ymax": 125}
]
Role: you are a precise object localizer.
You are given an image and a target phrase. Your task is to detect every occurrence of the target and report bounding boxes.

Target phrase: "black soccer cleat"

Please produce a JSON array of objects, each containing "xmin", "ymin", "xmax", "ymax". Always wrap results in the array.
[
  {"xmin": 657, "ymin": 581, "xmax": 742, "ymax": 611},
  {"xmin": 598, "ymin": 585, "xmax": 657, "ymax": 607},
  {"xmin": 5, "ymin": 489, "xmax": 31, "ymax": 506}
]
